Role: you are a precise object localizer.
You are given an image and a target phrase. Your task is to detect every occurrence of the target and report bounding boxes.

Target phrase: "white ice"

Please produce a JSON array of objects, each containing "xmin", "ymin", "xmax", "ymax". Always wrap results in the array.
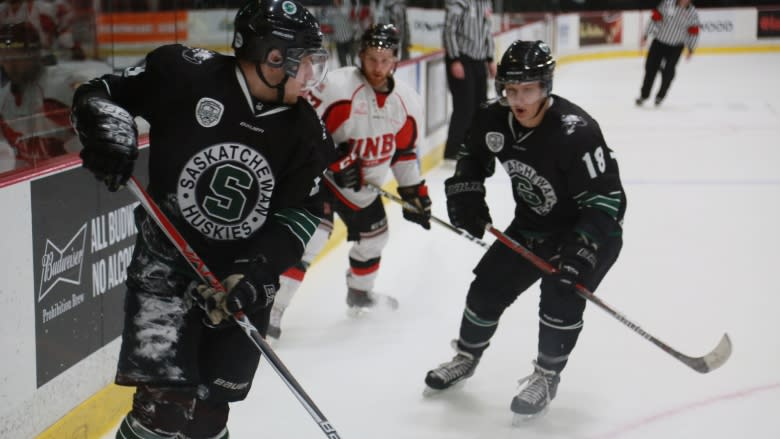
[{"xmin": 105, "ymin": 52, "xmax": 780, "ymax": 438}]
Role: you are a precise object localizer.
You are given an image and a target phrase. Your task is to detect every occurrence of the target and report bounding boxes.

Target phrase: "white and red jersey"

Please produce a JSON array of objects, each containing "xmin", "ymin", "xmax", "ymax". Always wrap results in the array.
[
  {"xmin": 0, "ymin": 61, "xmax": 109, "ymax": 170},
  {"xmin": 308, "ymin": 66, "xmax": 423, "ymax": 209}
]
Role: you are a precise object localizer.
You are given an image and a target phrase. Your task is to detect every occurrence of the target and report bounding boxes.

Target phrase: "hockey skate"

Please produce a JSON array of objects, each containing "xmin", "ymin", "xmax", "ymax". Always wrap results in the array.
[
  {"xmin": 266, "ymin": 305, "xmax": 284, "ymax": 341},
  {"xmin": 346, "ymin": 287, "xmax": 398, "ymax": 317},
  {"xmin": 423, "ymin": 340, "xmax": 480, "ymax": 396},
  {"xmin": 510, "ymin": 361, "xmax": 560, "ymax": 424}
]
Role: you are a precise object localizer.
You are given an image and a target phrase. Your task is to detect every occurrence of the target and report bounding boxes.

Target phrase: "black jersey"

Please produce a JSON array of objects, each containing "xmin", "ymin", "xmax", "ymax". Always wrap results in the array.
[
  {"xmin": 74, "ymin": 44, "xmax": 335, "ymax": 276},
  {"xmin": 460, "ymin": 96, "xmax": 626, "ymax": 242}
]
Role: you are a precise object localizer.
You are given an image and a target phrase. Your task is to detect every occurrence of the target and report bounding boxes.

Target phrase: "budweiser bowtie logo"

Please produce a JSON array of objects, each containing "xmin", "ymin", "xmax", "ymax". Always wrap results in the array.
[{"xmin": 38, "ymin": 223, "xmax": 87, "ymax": 302}]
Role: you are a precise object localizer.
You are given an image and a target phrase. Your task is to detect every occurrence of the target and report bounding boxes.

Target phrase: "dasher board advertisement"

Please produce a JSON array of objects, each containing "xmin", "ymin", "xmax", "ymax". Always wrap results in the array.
[{"xmin": 31, "ymin": 151, "xmax": 149, "ymax": 387}]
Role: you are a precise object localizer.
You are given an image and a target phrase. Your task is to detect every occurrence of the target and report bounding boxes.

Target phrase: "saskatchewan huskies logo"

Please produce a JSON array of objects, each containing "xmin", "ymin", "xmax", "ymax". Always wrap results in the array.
[
  {"xmin": 485, "ymin": 131, "xmax": 504, "ymax": 153},
  {"xmin": 503, "ymin": 159, "xmax": 557, "ymax": 216},
  {"xmin": 196, "ymin": 98, "xmax": 224, "ymax": 128},
  {"xmin": 178, "ymin": 143, "xmax": 275, "ymax": 240}
]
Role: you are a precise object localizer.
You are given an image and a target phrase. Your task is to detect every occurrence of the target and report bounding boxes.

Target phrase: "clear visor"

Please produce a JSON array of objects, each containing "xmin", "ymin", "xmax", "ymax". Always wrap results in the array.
[
  {"xmin": 285, "ymin": 47, "xmax": 329, "ymax": 91},
  {"xmin": 497, "ymin": 80, "xmax": 546, "ymax": 107}
]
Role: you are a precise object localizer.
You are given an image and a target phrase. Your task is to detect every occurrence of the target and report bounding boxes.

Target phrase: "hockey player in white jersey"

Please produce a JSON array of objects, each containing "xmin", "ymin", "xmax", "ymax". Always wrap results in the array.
[{"xmin": 268, "ymin": 23, "xmax": 430, "ymax": 338}]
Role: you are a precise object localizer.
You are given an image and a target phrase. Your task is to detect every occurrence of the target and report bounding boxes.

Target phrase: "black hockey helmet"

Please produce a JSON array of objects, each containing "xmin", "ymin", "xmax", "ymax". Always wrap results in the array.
[
  {"xmin": 360, "ymin": 23, "xmax": 400, "ymax": 56},
  {"xmin": 232, "ymin": 0, "xmax": 327, "ymax": 89},
  {"xmin": 495, "ymin": 40, "xmax": 555, "ymax": 98},
  {"xmin": 0, "ymin": 22, "xmax": 46, "ymax": 84},
  {"xmin": 0, "ymin": 21, "xmax": 42, "ymax": 58}
]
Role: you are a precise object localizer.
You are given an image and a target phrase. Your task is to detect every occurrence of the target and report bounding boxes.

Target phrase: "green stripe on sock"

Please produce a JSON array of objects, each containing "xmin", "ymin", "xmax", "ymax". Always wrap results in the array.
[{"xmin": 464, "ymin": 308, "xmax": 497, "ymax": 327}]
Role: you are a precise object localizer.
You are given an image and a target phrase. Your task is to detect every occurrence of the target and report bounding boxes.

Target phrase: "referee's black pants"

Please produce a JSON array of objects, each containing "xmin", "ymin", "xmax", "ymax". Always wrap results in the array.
[
  {"xmin": 640, "ymin": 39, "xmax": 684, "ymax": 102},
  {"xmin": 444, "ymin": 56, "xmax": 487, "ymax": 160}
]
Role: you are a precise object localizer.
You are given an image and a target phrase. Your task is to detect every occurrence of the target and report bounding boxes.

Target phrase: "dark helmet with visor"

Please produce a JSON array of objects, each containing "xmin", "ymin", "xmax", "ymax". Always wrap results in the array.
[
  {"xmin": 232, "ymin": 0, "xmax": 328, "ymax": 92},
  {"xmin": 0, "ymin": 22, "xmax": 45, "ymax": 84},
  {"xmin": 360, "ymin": 23, "xmax": 400, "ymax": 56},
  {"xmin": 0, "ymin": 21, "xmax": 42, "ymax": 58},
  {"xmin": 495, "ymin": 40, "xmax": 555, "ymax": 103}
]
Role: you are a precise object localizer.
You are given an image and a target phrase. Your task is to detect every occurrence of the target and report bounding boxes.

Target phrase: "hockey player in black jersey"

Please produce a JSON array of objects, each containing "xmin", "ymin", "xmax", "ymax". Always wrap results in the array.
[
  {"xmin": 424, "ymin": 40, "xmax": 626, "ymax": 422},
  {"xmin": 70, "ymin": 0, "xmax": 334, "ymax": 437}
]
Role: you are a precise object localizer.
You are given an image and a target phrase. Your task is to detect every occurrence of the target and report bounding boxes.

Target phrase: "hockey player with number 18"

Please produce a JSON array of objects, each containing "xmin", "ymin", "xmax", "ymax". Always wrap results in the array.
[
  {"xmin": 70, "ymin": 0, "xmax": 334, "ymax": 437},
  {"xmin": 268, "ymin": 23, "xmax": 429, "ymax": 335},
  {"xmin": 424, "ymin": 40, "xmax": 626, "ymax": 423}
]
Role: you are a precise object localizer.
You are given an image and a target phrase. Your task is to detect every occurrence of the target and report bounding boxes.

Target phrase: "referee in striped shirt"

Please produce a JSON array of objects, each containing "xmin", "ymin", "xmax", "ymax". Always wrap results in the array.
[
  {"xmin": 636, "ymin": 0, "xmax": 700, "ymax": 106},
  {"xmin": 443, "ymin": 0, "xmax": 496, "ymax": 160}
]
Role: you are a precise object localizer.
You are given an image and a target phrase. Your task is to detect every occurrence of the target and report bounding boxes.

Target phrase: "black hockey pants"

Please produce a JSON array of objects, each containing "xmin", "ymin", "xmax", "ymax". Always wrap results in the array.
[
  {"xmin": 640, "ymin": 39, "xmax": 685, "ymax": 101},
  {"xmin": 444, "ymin": 56, "xmax": 488, "ymax": 159},
  {"xmin": 458, "ymin": 220, "xmax": 622, "ymax": 368}
]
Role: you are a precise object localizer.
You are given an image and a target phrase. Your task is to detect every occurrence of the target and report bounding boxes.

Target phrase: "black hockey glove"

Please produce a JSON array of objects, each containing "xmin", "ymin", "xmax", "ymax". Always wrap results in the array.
[
  {"xmin": 444, "ymin": 175, "xmax": 491, "ymax": 239},
  {"xmin": 397, "ymin": 181, "xmax": 432, "ymax": 230},
  {"xmin": 72, "ymin": 97, "xmax": 138, "ymax": 192},
  {"xmin": 328, "ymin": 143, "xmax": 362, "ymax": 191},
  {"xmin": 196, "ymin": 262, "xmax": 279, "ymax": 325},
  {"xmin": 551, "ymin": 232, "xmax": 599, "ymax": 295}
]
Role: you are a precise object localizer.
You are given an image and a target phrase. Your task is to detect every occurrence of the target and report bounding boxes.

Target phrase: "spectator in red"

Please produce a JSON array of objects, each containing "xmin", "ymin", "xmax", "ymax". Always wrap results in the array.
[
  {"xmin": 0, "ymin": 0, "xmax": 85, "ymax": 61},
  {"xmin": 0, "ymin": 22, "xmax": 92, "ymax": 170},
  {"xmin": 350, "ymin": 0, "xmax": 373, "ymax": 58}
]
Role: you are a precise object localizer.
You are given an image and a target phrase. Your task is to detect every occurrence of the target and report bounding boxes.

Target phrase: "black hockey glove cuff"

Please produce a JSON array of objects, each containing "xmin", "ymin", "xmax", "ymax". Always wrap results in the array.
[
  {"xmin": 72, "ymin": 97, "xmax": 138, "ymax": 192},
  {"xmin": 328, "ymin": 143, "xmax": 362, "ymax": 191},
  {"xmin": 225, "ymin": 261, "xmax": 279, "ymax": 314},
  {"xmin": 195, "ymin": 262, "xmax": 279, "ymax": 325},
  {"xmin": 398, "ymin": 181, "xmax": 432, "ymax": 230},
  {"xmin": 551, "ymin": 232, "xmax": 598, "ymax": 295},
  {"xmin": 444, "ymin": 175, "xmax": 491, "ymax": 239}
]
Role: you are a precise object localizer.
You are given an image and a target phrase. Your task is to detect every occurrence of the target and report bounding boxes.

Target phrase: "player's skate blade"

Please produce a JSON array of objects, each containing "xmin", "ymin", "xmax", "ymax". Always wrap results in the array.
[
  {"xmin": 509, "ymin": 360, "xmax": 559, "ymax": 425},
  {"xmin": 511, "ymin": 408, "xmax": 549, "ymax": 426},
  {"xmin": 346, "ymin": 290, "xmax": 399, "ymax": 317},
  {"xmin": 422, "ymin": 380, "xmax": 468, "ymax": 397}
]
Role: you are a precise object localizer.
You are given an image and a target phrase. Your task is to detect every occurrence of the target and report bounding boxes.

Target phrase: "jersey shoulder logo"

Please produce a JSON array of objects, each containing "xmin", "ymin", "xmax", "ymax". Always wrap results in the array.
[
  {"xmin": 177, "ymin": 143, "xmax": 275, "ymax": 241},
  {"xmin": 196, "ymin": 98, "xmax": 224, "ymax": 128},
  {"xmin": 182, "ymin": 47, "xmax": 216, "ymax": 65},
  {"xmin": 123, "ymin": 66, "xmax": 145, "ymax": 77},
  {"xmin": 561, "ymin": 114, "xmax": 587, "ymax": 135},
  {"xmin": 485, "ymin": 131, "xmax": 504, "ymax": 153}
]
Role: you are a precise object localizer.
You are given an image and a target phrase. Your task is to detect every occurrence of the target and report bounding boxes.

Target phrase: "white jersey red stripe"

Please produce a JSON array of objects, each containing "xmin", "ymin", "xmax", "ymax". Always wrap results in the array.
[{"xmin": 308, "ymin": 66, "xmax": 424, "ymax": 208}]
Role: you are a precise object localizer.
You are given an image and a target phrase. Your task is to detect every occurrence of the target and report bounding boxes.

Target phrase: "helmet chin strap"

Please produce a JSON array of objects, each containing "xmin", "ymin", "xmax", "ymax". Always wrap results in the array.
[
  {"xmin": 530, "ymin": 90, "xmax": 552, "ymax": 119},
  {"xmin": 255, "ymin": 62, "xmax": 289, "ymax": 104},
  {"xmin": 531, "ymin": 97, "xmax": 547, "ymax": 119}
]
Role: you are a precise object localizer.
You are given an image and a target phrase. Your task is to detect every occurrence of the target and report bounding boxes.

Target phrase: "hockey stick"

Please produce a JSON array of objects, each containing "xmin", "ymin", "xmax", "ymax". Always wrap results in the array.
[
  {"xmin": 126, "ymin": 176, "xmax": 342, "ymax": 439},
  {"xmin": 485, "ymin": 224, "xmax": 732, "ymax": 374},
  {"xmin": 366, "ymin": 183, "xmax": 490, "ymax": 249},
  {"xmin": 370, "ymin": 182, "xmax": 732, "ymax": 372}
]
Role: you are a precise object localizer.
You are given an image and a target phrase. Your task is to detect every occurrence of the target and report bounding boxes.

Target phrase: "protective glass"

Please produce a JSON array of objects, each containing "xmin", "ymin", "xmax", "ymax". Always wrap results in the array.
[
  {"xmin": 0, "ymin": 49, "xmax": 43, "ymax": 84},
  {"xmin": 0, "ymin": 47, "xmax": 38, "ymax": 62},
  {"xmin": 285, "ymin": 47, "xmax": 329, "ymax": 91},
  {"xmin": 497, "ymin": 80, "xmax": 546, "ymax": 107}
]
